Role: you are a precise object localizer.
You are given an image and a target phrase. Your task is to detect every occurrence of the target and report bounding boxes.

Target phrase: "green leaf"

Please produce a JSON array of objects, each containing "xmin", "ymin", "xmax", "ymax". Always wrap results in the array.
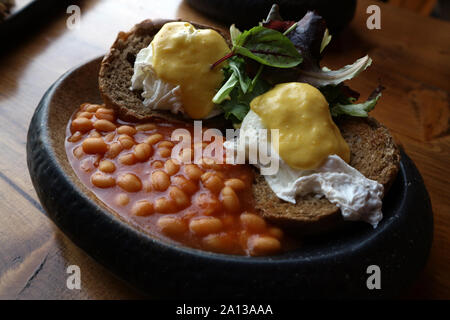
[
  {"xmin": 320, "ymin": 28, "xmax": 332, "ymax": 53},
  {"xmin": 212, "ymin": 73, "xmax": 238, "ymax": 104},
  {"xmin": 233, "ymin": 26, "xmax": 302, "ymax": 68},
  {"xmin": 330, "ymin": 92, "xmax": 382, "ymax": 117},
  {"xmin": 228, "ymin": 57, "xmax": 251, "ymax": 94},
  {"xmin": 218, "ymin": 75, "xmax": 271, "ymax": 125},
  {"xmin": 230, "ymin": 24, "xmax": 242, "ymax": 46},
  {"xmin": 297, "ymin": 55, "xmax": 373, "ymax": 87},
  {"xmin": 221, "ymin": 101, "xmax": 249, "ymax": 122}
]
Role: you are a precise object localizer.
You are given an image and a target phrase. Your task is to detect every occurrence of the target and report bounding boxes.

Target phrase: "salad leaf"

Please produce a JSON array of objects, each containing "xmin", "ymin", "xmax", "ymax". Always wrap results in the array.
[
  {"xmin": 297, "ymin": 55, "xmax": 372, "ymax": 87},
  {"xmin": 233, "ymin": 26, "xmax": 303, "ymax": 68},
  {"xmin": 320, "ymin": 84, "xmax": 360, "ymax": 105},
  {"xmin": 264, "ymin": 8, "xmax": 373, "ymax": 87},
  {"xmin": 220, "ymin": 74, "xmax": 271, "ymax": 125},
  {"xmin": 212, "ymin": 73, "xmax": 238, "ymax": 104},
  {"xmin": 212, "ymin": 56, "xmax": 252, "ymax": 104},
  {"xmin": 262, "ymin": 4, "xmax": 296, "ymax": 33},
  {"xmin": 330, "ymin": 93, "xmax": 381, "ymax": 117},
  {"xmin": 329, "ymin": 86, "xmax": 384, "ymax": 117},
  {"xmin": 320, "ymin": 28, "xmax": 332, "ymax": 53},
  {"xmin": 212, "ymin": 25, "xmax": 303, "ymax": 70},
  {"xmin": 229, "ymin": 56, "xmax": 251, "ymax": 93},
  {"xmin": 230, "ymin": 24, "xmax": 241, "ymax": 46}
]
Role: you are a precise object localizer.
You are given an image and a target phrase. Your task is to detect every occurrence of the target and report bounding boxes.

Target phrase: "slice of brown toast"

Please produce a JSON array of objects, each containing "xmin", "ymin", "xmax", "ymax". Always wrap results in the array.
[
  {"xmin": 98, "ymin": 19, "xmax": 230, "ymax": 125},
  {"xmin": 252, "ymin": 116, "xmax": 401, "ymax": 235}
]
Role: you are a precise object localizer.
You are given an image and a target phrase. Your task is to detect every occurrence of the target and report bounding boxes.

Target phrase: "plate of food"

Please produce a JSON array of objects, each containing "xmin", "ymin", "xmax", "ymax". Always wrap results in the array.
[{"xmin": 27, "ymin": 5, "xmax": 433, "ymax": 298}]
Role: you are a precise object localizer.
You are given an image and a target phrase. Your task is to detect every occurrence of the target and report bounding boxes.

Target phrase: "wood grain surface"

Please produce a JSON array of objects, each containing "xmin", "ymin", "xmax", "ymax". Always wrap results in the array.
[{"xmin": 0, "ymin": 0, "xmax": 448, "ymax": 299}]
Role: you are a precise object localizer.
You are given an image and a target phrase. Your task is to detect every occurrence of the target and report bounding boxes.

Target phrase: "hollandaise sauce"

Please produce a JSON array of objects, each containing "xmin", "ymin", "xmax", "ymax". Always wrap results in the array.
[
  {"xmin": 151, "ymin": 22, "xmax": 230, "ymax": 119},
  {"xmin": 250, "ymin": 83, "xmax": 350, "ymax": 170}
]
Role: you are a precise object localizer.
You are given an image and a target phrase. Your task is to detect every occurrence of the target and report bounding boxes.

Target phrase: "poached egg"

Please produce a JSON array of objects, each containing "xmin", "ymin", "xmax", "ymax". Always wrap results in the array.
[
  {"xmin": 131, "ymin": 22, "xmax": 230, "ymax": 119},
  {"xmin": 225, "ymin": 83, "xmax": 384, "ymax": 227}
]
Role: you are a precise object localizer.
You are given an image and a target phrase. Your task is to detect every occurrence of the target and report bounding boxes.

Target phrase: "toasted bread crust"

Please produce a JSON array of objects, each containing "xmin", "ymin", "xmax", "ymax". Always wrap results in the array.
[
  {"xmin": 98, "ymin": 19, "xmax": 230, "ymax": 124},
  {"xmin": 252, "ymin": 116, "xmax": 401, "ymax": 235}
]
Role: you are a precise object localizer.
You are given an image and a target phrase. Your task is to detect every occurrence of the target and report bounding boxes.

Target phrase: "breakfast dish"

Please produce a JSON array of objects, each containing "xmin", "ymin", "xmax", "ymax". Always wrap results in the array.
[
  {"xmin": 64, "ymin": 5, "xmax": 402, "ymax": 256},
  {"xmin": 25, "ymin": 3, "xmax": 433, "ymax": 298}
]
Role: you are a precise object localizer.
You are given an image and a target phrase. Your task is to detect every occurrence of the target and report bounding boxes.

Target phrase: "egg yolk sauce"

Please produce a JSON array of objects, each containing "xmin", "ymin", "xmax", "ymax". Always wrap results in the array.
[
  {"xmin": 151, "ymin": 22, "xmax": 230, "ymax": 119},
  {"xmin": 66, "ymin": 103, "xmax": 289, "ymax": 256},
  {"xmin": 250, "ymin": 83, "xmax": 350, "ymax": 170}
]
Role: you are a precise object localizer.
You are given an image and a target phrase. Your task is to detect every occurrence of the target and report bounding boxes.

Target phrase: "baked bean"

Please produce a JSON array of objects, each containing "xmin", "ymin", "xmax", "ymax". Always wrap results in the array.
[
  {"xmin": 247, "ymin": 236, "xmax": 281, "ymax": 256},
  {"xmin": 136, "ymin": 123, "xmax": 156, "ymax": 131},
  {"xmin": 89, "ymin": 131, "xmax": 101, "ymax": 138},
  {"xmin": 179, "ymin": 148, "xmax": 193, "ymax": 163},
  {"xmin": 184, "ymin": 164, "xmax": 203, "ymax": 180},
  {"xmin": 99, "ymin": 160, "xmax": 115, "ymax": 173},
  {"xmin": 118, "ymin": 134, "xmax": 135, "ymax": 149},
  {"xmin": 194, "ymin": 193, "xmax": 221, "ymax": 215},
  {"xmin": 115, "ymin": 193, "xmax": 130, "ymax": 206},
  {"xmin": 203, "ymin": 234, "xmax": 235, "ymax": 253},
  {"xmin": 225, "ymin": 178, "xmax": 246, "ymax": 191},
  {"xmin": 200, "ymin": 171, "xmax": 213, "ymax": 181},
  {"xmin": 82, "ymin": 138, "xmax": 107, "ymax": 154},
  {"xmin": 85, "ymin": 104, "xmax": 101, "ymax": 112},
  {"xmin": 80, "ymin": 103, "xmax": 91, "ymax": 110},
  {"xmin": 158, "ymin": 147, "xmax": 172, "ymax": 158},
  {"xmin": 77, "ymin": 111, "xmax": 93, "ymax": 119},
  {"xmin": 268, "ymin": 227, "xmax": 284, "ymax": 239},
  {"xmin": 119, "ymin": 153, "xmax": 136, "ymax": 165},
  {"xmin": 220, "ymin": 186, "xmax": 240, "ymax": 213},
  {"xmin": 73, "ymin": 146, "xmax": 84, "ymax": 159},
  {"xmin": 71, "ymin": 117, "xmax": 93, "ymax": 133},
  {"xmin": 168, "ymin": 186, "xmax": 190, "ymax": 209},
  {"xmin": 240, "ymin": 212, "xmax": 266, "ymax": 232},
  {"xmin": 202, "ymin": 174, "xmax": 224, "ymax": 194},
  {"xmin": 131, "ymin": 200, "xmax": 154, "ymax": 216},
  {"xmin": 172, "ymin": 175, "xmax": 198, "ymax": 195},
  {"xmin": 152, "ymin": 160, "xmax": 164, "ymax": 168},
  {"xmin": 68, "ymin": 131, "xmax": 83, "ymax": 143},
  {"xmin": 95, "ymin": 108, "xmax": 115, "ymax": 121},
  {"xmin": 117, "ymin": 173, "xmax": 142, "ymax": 192},
  {"xmin": 104, "ymin": 132, "xmax": 115, "ymax": 142},
  {"xmin": 117, "ymin": 125, "xmax": 137, "ymax": 136},
  {"xmin": 164, "ymin": 159, "xmax": 180, "ymax": 176},
  {"xmin": 157, "ymin": 216, "xmax": 187, "ymax": 236},
  {"xmin": 159, "ymin": 141, "xmax": 174, "ymax": 149},
  {"xmin": 106, "ymin": 142, "xmax": 123, "ymax": 158},
  {"xmin": 93, "ymin": 119, "xmax": 116, "ymax": 132},
  {"xmin": 201, "ymin": 157, "xmax": 226, "ymax": 170},
  {"xmin": 134, "ymin": 143, "xmax": 152, "ymax": 162},
  {"xmin": 151, "ymin": 171, "xmax": 170, "ymax": 191},
  {"xmin": 154, "ymin": 197, "xmax": 177, "ymax": 213},
  {"xmin": 222, "ymin": 215, "xmax": 235, "ymax": 227},
  {"xmin": 189, "ymin": 217, "xmax": 223, "ymax": 236},
  {"xmin": 91, "ymin": 172, "xmax": 115, "ymax": 188},
  {"xmin": 201, "ymin": 157, "xmax": 216, "ymax": 169},
  {"xmin": 145, "ymin": 133, "xmax": 163, "ymax": 145}
]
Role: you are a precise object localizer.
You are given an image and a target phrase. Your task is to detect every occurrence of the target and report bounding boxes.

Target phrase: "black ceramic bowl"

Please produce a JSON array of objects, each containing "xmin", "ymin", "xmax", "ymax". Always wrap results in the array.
[{"xmin": 27, "ymin": 57, "xmax": 433, "ymax": 299}]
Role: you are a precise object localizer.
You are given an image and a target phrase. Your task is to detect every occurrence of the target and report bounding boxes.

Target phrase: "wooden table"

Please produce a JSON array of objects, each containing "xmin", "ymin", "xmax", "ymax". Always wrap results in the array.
[{"xmin": 0, "ymin": 0, "xmax": 448, "ymax": 299}]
